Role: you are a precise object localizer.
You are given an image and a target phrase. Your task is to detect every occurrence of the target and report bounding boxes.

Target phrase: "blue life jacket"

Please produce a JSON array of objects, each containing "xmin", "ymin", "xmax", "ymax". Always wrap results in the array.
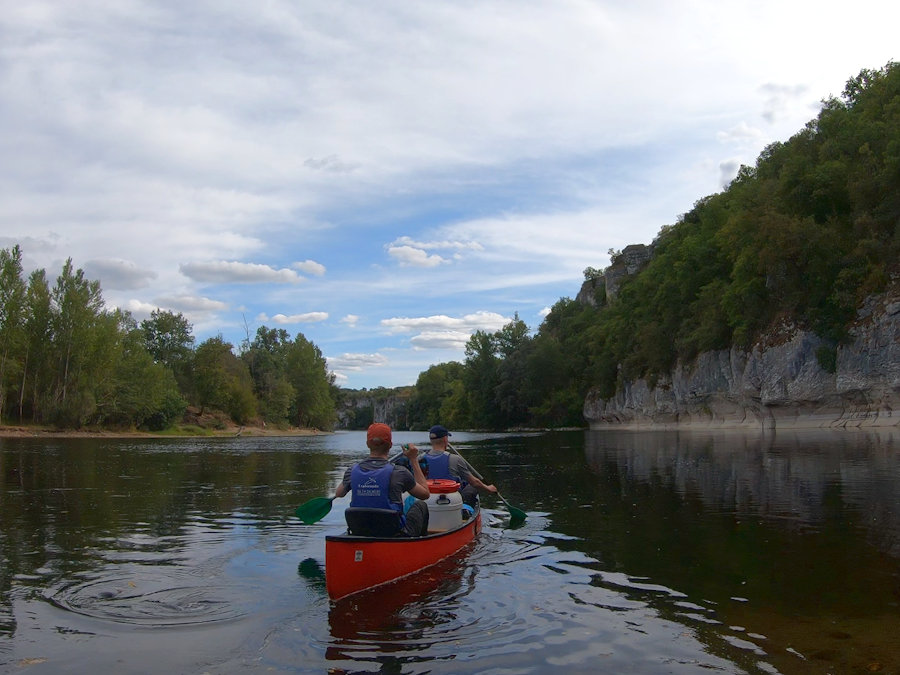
[
  {"xmin": 350, "ymin": 463, "xmax": 401, "ymax": 513},
  {"xmin": 425, "ymin": 453, "xmax": 459, "ymax": 483}
]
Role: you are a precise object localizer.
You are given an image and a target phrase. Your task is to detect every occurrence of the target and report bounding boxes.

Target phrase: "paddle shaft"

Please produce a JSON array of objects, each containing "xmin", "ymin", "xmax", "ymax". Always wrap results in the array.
[{"xmin": 446, "ymin": 443, "xmax": 526, "ymax": 523}]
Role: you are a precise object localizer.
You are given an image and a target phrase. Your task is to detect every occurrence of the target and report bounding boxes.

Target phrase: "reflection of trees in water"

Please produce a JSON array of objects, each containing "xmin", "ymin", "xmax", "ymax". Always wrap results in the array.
[
  {"xmin": 584, "ymin": 430, "xmax": 900, "ymax": 556},
  {"xmin": 0, "ymin": 437, "xmax": 345, "ymax": 639}
]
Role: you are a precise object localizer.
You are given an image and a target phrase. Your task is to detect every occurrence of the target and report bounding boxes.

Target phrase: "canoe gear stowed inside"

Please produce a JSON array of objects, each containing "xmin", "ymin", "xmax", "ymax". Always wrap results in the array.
[{"xmin": 325, "ymin": 478, "xmax": 482, "ymax": 600}]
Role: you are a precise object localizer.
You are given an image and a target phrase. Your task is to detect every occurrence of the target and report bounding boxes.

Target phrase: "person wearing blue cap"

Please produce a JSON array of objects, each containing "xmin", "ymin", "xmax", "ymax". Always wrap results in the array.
[{"xmin": 411, "ymin": 424, "xmax": 497, "ymax": 507}]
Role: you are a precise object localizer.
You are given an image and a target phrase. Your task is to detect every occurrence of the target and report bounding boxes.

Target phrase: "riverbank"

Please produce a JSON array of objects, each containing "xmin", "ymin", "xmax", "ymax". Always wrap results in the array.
[{"xmin": 0, "ymin": 423, "xmax": 327, "ymax": 439}]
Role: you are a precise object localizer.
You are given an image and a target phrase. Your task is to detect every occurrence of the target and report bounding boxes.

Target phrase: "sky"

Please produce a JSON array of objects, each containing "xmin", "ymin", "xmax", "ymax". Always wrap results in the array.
[{"xmin": 1, "ymin": 1, "xmax": 897, "ymax": 389}]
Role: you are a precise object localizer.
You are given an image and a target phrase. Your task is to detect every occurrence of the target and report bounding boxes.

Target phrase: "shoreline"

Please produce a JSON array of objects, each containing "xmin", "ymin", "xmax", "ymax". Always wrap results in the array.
[{"xmin": 0, "ymin": 424, "xmax": 328, "ymax": 439}]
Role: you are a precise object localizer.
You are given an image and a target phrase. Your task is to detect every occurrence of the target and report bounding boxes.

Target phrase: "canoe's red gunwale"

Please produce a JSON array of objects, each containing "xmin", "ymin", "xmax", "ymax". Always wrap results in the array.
[{"xmin": 325, "ymin": 507, "xmax": 481, "ymax": 600}]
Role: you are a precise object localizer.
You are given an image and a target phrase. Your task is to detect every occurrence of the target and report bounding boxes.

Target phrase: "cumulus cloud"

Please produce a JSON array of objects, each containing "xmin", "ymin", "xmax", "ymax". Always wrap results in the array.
[
  {"xmin": 340, "ymin": 314, "xmax": 359, "ymax": 326},
  {"xmin": 293, "ymin": 259, "xmax": 326, "ymax": 276},
  {"xmin": 386, "ymin": 236, "xmax": 484, "ymax": 268},
  {"xmin": 392, "ymin": 236, "xmax": 484, "ymax": 253},
  {"xmin": 409, "ymin": 330, "xmax": 472, "ymax": 350},
  {"xmin": 83, "ymin": 258, "xmax": 158, "ymax": 290},
  {"xmin": 121, "ymin": 299, "xmax": 161, "ymax": 319},
  {"xmin": 180, "ymin": 261, "xmax": 303, "ymax": 284},
  {"xmin": 259, "ymin": 312, "xmax": 329, "ymax": 324},
  {"xmin": 381, "ymin": 311, "xmax": 510, "ymax": 334},
  {"xmin": 156, "ymin": 295, "xmax": 229, "ymax": 313},
  {"xmin": 327, "ymin": 352, "xmax": 389, "ymax": 372},
  {"xmin": 387, "ymin": 245, "xmax": 448, "ymax": 268}
]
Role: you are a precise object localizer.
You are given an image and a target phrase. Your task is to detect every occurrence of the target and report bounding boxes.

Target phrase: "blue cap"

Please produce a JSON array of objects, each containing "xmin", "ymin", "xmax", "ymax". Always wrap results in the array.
[{"xmin": 428, "ymin": 425, "xmax": 451, "ymax": 439}]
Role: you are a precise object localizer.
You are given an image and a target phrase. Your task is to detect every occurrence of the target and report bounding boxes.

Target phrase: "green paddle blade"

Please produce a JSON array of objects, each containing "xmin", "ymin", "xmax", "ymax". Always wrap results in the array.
[
  {"xmin": 295, "ymin": 496, "xmax": 335, "ymax": 524},
  {"xmin": 498, "ymin": 493, "xmax": 527, "ymax": 525}
]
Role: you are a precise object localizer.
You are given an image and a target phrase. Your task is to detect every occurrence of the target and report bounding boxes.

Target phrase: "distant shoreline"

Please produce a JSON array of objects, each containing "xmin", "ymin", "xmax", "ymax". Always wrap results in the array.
[{"xmin": 0, "ymin": 424, "xmax": 327, "ymax": 439}]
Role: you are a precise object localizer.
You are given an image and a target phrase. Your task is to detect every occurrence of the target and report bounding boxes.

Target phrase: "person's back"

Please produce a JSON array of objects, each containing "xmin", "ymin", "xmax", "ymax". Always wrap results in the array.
[
  {"xmin": 334, "ymin": 423, "xmax": 431, "ymax": 536},
  {"xmin": 420, "ymin": 425, "xmax": 498, "ymax": 508}
]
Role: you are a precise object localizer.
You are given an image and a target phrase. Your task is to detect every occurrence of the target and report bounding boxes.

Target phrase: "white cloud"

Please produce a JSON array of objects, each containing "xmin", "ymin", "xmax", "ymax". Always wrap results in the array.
[
  {"xmin": 327, "ymin": 352, "xmax": 389, "ymax": 372},
  {"xmin": 262, "ymin": 312, "xmax": 329, "ymax": 324},
  {"xmin": 387, "ymin": 245, "xmax": 448, "ymax": 268},
  {"xmin": 381, "ymin": 311, "xmax": 510, "ymax": 335},
  {"xmin": 180, "ymin": 261, "xmax": 304, "ymax": 284},
  {"xmin": 293, "ymin": 259, "xmax": 326, "ymax": 276},
  {"xmin": 155, "ymin": 295, "xmax": 229, "ymax": 313},
  {"xmin": 121, "ymin": 299, "xmax": 160, "ymax": 319},
  {"xmin": 409, "ymin": 330, "xmax": 472, "ymax": 351},
  {"xmin": 340, "ymin": 314, "xmax": 359, "ymax": 326},
  {"xmin": 392, "ymin": 236, "xmax": 484, "ymax": 253}
]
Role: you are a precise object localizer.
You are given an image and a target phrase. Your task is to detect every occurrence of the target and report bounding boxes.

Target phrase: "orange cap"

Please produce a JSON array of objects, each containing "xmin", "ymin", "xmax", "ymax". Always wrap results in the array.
[{"xmin": 366, "ymin": 423, "xmax": 392, "ymax": 446}]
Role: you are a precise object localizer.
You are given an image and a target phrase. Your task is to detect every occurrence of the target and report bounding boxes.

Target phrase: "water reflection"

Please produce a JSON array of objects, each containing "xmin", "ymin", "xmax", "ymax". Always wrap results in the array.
[{"xmin": 2, "ymin": 430, "xmax": 899, "ymax": 673}]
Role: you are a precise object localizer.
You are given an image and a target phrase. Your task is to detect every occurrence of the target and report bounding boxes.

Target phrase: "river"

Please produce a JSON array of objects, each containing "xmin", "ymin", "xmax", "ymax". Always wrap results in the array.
[{"xmin": 1, "ymin": 429, "xmax": 898, "ymax": 674}]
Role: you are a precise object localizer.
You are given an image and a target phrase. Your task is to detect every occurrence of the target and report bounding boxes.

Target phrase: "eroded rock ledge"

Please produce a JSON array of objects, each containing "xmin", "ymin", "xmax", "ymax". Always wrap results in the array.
[{"xmin": 584, "ymin": 292, "xmax": 900, "ymax": 430}]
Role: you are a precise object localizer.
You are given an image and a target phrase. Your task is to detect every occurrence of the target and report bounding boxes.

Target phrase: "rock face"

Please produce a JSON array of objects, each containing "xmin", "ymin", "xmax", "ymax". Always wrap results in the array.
[
  {"xmin": 336, "ymin": 391, "xmax": 411, "ymax": 430},
  {"xmin": 584, "ymin": 292, "xmax": 900, "ymax": 430}
]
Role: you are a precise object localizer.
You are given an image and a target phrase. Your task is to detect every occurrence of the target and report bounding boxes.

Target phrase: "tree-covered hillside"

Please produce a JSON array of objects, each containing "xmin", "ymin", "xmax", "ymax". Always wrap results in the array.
[{"xmin": 392, "ymin": 62, "xmax": 899, "ymax": 430}]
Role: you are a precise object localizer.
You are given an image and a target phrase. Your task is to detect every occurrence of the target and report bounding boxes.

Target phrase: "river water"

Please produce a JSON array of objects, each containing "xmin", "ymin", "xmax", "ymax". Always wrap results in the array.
[{"xmin": 1, "ymin": 429, "xmax": 898, "ymax": 674}]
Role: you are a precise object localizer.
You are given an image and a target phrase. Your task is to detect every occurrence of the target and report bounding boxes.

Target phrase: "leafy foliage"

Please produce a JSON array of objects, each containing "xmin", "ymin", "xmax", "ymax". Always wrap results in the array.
[
  {"xmin": 388, "ymin": 63, "xmax": 900, "ymax": 431},
  {"xmin": 0, "ymin": 256, "xmax": 336, "ymax": 431}
]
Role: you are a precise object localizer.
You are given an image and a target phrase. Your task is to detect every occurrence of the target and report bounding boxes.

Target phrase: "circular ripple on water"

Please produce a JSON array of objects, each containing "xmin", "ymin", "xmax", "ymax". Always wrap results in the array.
[{"xmin": 44, "ymin": 573, "xmax": 248, "ymax": 627}]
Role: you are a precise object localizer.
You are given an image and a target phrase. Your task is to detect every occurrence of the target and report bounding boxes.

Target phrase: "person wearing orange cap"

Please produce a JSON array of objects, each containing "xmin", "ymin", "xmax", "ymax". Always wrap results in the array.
[{"xmin": 334, "ymin": 423, "xmax": 430, "ymax": 536}]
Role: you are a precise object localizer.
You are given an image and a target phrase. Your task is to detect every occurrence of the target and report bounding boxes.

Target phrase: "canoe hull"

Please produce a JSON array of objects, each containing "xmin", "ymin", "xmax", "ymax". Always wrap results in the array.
[{"xmin": 325, "ymin": 509, "xmax": 482, "ymax": 600}]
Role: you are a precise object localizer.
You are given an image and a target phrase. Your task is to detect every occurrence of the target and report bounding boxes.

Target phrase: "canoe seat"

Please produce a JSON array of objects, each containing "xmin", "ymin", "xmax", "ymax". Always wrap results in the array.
[{"xmin": 344, "ymin": 507, "xmax": 403, "ymax": 537}]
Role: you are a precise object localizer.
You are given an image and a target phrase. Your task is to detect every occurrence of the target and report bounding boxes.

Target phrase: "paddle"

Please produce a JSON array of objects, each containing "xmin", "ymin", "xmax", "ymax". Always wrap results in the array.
[
  {"xmin": 447, "ymin": 443, "xmax": 527, "ymax": 525},
  {"xmin": 294, "ymin": 450, "xmax": 405, "ymax": 525},
  {"xmin": 295, "ymin": 496, "xmax": 336, "ymax": 524}
]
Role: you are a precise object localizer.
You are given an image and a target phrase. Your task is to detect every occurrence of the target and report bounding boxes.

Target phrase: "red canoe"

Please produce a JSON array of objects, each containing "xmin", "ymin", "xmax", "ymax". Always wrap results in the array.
[{"xmin": 325, "ymin": 504, "xmax": 482, "ymax": 601}]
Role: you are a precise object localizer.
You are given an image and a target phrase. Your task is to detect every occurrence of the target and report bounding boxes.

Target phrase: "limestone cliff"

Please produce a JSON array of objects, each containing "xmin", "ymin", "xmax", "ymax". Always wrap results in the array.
[{"xmin": 584, "ymin": 290, "xmax": 900, "ymax": 430}]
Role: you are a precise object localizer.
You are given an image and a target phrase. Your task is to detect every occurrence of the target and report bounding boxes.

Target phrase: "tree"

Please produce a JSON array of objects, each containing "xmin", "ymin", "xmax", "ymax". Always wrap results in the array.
[
  {"xmin": 463, "ymin": 330, "xmax": 501, "ymax": 429},
  {"xmin": 19, "ymin": 269, "xmax": 52, "ymax": 422},
  {"xmin": 0, "ymin": 245, "xmax": 26, "ymax": 420},
  {"xmin": 48, "ymin": 259, "xmax": 106, "ymax": 427},
  {"xmin": 193, "ymin": 336, "xmax": 234, "ymax": 416},
  {"xmin": 242, "ymin": 327, "xmax": 295, "ymax": 426},
  {"xmin": 407, "ymin": 361, "xmax": 464, "ymax": 429},
  {"xmin": 141, "ymin": 309, "xmax": 195, "ymax": 395},
  {"xmin": 284, "ymin": 333, "xmax": 336, "ymax": 429}
]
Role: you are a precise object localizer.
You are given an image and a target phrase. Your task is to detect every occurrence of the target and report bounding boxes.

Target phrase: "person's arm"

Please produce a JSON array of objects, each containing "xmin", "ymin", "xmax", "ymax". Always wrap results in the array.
[
  {"xmin": 334, "ymin": 467, "xmax": 351, "ymax": 498},
  {"xmin": 458, "ymin": 460, "xmax": 497, "ymax": 494},
  {"xmin": 403, "ymin": 444, "xmax": 430, "ymax": 499}
]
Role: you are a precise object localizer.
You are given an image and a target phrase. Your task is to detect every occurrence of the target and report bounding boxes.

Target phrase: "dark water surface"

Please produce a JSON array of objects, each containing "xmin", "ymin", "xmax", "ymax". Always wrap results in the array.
[{"xmin": 1, "ymin": 429, "xmax": 898, "ymax": 674}]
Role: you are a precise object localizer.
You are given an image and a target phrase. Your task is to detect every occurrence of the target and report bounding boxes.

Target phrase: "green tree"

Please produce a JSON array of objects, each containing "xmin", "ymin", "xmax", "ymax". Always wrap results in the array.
[
  {"xmin": 0, "ymin": 245, "xmax": 26, "ymax": 421},
  {"xmin": 284, "ymin": 333, "xmax": 336, "ymax": 430},
  {"xmin": 462, "ymin": 330, "xmax": 501, "ymax": 429},
  {"xmin": 18, "ymin": 269, "xmax": 53, "ymax": 422},
  {"xmin": 407, "ymin": 361, "xmax": 464, "ymax": 429},
  {"xmin": 242, "ymin": 327, "xmax": 295, "ymax": 426},
  {"xmin": 193, "ymin": 336, "xmax": 234, "ymax": 416},
  {"xmin": 141, "ymin": 309, "xmax": 195, "ymax": 395},
  {"xmin": 48, "ymin": 259, "xmax": 106, "ymax": 427}
]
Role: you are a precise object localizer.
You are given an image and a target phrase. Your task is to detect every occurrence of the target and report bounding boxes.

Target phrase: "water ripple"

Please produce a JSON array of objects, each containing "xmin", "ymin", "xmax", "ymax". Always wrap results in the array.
[{"xmin": 43, "ymin": 572, "xmax": 249, "ymax": 626}]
